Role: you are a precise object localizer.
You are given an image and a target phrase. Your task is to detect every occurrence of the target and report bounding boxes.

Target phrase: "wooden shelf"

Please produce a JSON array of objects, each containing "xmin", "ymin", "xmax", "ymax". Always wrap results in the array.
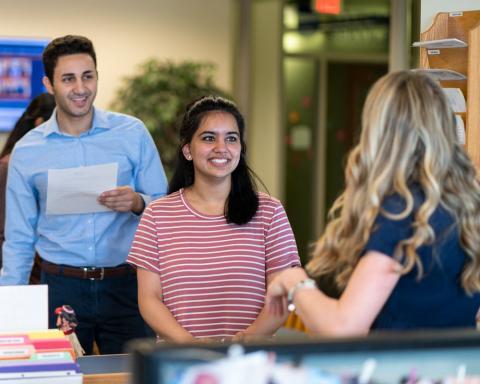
[
  {"xmin": 419, "ymin": 10, "xmax": 480, "ymax": 168},
  {"xmin": 467, "ymin": 22, "xmax": 480, "ymax": 166}
]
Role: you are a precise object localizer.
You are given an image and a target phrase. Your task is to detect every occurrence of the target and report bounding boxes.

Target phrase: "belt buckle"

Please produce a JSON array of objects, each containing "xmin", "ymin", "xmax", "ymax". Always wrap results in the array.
[{"xmin": 84, "ymin": 267, "xmax": 105, "ymax": 281}]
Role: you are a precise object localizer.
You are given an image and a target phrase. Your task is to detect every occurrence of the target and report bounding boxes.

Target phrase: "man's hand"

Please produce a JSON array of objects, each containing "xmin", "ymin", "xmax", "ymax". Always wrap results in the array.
[{"xmin": 98, "ymin": 186, "xmax": 144, "ymax": 214}]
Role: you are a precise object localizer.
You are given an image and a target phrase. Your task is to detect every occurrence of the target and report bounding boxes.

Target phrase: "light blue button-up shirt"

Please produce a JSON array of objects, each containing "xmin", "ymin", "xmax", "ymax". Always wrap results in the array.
[{"xmin": 0, "ymin": 107, "xmax": 167, "ymax": 285}]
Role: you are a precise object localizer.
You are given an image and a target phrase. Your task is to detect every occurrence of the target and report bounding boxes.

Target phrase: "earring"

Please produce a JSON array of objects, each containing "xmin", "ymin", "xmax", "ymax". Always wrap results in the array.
[{"xmin": 186, "ymin": 154, "xmax": 192, "ymax": 160}]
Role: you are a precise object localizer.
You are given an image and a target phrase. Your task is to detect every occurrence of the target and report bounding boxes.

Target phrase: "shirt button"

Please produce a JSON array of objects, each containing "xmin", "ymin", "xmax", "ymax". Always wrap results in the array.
[
  {"xmin": 87, "ymin": 220, "xmax": 92, "ymax": 224},
  {"xmin": 88, "ymin": 246, "xmax": 93, "ymax": 251}
]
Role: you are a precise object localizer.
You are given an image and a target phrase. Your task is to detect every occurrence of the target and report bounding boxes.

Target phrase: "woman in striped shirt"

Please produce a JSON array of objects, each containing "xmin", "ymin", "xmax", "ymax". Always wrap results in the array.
[{"xmin": 127, "ymin": 96, "xmax": 300, "ymax": 342}]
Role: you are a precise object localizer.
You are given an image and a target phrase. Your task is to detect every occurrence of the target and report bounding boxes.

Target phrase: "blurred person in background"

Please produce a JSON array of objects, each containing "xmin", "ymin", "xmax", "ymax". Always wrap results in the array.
[{"xmin": 0, "ymin": 93, "xmax": 55, "ymax": 275}]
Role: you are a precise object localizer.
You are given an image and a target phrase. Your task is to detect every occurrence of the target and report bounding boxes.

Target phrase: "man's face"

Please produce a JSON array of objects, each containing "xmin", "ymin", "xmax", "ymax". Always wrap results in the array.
[{"xmin": 43, "ymin": 53, "xmax": 97, "ymax": 120}]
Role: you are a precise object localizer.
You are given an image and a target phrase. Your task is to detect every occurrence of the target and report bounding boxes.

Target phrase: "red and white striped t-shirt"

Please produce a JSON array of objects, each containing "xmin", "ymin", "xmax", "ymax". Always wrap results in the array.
[{"xmin": 127, "ymin": 189, "xmax": 300, "ymax": 339}]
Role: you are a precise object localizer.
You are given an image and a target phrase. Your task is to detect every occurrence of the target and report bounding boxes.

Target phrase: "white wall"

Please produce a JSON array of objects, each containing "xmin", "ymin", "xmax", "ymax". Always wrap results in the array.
[
  {"xmin": 421, "ymin": 0, "xmax": 480, "ymax": 31},
  {"xmin": 1, "ymin": 0, "xmax": 234, "ymax": 109}
]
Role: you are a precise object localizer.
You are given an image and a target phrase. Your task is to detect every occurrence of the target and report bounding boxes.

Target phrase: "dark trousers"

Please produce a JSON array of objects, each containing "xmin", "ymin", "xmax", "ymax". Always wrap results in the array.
[{"xmin": 41, "ymin": 269, "xmax": 149, "ymax": 355}]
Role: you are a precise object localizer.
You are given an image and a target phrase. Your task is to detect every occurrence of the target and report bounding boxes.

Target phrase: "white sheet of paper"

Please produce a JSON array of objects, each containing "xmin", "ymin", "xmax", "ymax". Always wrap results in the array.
[
  {"xmin": 0, "ymin": 285, "xmax": 48, "ymax": 332},
  {"xmin": 455, "ymin": 115, "xmax": 466, "ymax": 145},
  {"xmin": 443, "ymin": 88, "xmax": 466, "ymax": 113},
  {"xmin": 46, "ymin": 163, "xmax": 118, "ymax": 215}
]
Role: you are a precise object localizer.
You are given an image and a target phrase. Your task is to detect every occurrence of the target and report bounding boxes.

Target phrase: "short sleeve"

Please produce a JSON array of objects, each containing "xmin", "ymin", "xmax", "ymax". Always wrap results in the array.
[
  {"xmin": 127, "ymin": 203, "xmax": 161, "ymax": 273},
  {"xmin": 364, "ymin": 195, "xmax": 414, "ymax": 258},
  {"xmin": 264, "ymin": 201, "xmax": 301, "ymax": 275}
]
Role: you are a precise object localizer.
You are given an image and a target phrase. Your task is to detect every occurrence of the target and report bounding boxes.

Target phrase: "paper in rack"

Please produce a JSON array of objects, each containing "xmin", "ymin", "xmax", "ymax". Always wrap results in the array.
[
  {"xmin": 443, "ymin": 88, "xmax": 466, "ymax": 113},
  {"xmin": 412, "ymin": 38, "xmax": 467, "ymax": 48},
  {"xmin": 455, "ymin": 115, "xmax": 466, "ymax": 145},
  {"xmin": 411, "ymin": 69, "xmax": 466, "ymax": 81}
]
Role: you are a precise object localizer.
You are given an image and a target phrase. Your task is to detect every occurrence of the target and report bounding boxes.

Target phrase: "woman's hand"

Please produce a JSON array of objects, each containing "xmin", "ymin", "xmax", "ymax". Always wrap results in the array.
[
  {"xmin": 266, "ymin": 267, "xmax": 309, "ymax": 316},
  {"xmin": 231, "ymin": 331, "xmax": 274, "ymax": 343}
]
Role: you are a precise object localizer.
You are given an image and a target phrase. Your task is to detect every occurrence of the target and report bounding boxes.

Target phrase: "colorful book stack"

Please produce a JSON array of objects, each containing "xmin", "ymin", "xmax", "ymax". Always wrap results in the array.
[{"xmin": 0, "ymin": 329, "xmax": 82, "ymax": 383}]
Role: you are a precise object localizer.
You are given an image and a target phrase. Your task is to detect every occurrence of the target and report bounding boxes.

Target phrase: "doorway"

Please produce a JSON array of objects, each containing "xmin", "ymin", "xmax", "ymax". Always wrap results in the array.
[{"xmin": 283, "ymin": 57, "xmax": 387, "ymax": 263}]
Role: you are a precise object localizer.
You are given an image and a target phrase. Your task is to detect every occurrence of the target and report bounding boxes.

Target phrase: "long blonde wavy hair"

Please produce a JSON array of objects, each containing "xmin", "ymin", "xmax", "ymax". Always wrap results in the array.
[{"xmin": 307, "ymin": 70, "xmax": 480, "ymax": 295}]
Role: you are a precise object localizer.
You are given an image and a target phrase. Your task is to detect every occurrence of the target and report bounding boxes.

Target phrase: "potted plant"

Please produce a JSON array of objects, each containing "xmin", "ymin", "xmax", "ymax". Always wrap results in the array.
[{"xmin": 110, "ymin": 59, "xmax": 230, "ymax": 178}]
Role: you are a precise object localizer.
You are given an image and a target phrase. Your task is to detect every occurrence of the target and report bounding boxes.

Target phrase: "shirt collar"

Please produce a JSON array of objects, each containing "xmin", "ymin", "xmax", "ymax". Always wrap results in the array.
[{"xmin": 42, "ymin": 107, "xmax": 111, "ymax": 137}]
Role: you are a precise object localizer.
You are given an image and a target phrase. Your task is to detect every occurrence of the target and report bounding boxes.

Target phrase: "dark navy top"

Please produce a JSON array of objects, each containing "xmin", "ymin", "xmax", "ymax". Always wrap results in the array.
[{"xmin": 364, "ymin": 187, "xmax": 480, "ymax": 330}]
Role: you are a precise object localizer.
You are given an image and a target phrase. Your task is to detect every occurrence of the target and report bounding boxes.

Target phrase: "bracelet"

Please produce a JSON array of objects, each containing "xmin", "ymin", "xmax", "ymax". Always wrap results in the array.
[{"xmin": 287, "ymin": 278, "xmax": 317, "ymax": 312}]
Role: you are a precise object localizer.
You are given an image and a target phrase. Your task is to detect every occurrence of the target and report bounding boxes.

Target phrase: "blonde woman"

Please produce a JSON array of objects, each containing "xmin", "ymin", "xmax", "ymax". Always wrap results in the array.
[{"xmin": 266, "ymin": 70, "xmax": 480, "ymax": 336}]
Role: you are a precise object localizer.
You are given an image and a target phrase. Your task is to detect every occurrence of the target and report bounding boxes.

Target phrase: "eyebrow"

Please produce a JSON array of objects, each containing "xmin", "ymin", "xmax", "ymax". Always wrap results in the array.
[
  {"xmin": 61, "ymin": 70, "xmax": 95, "ymax": 77},
  {"xmin": 199, "ymin": 131, "xmax": 239, "ymax": 135}
]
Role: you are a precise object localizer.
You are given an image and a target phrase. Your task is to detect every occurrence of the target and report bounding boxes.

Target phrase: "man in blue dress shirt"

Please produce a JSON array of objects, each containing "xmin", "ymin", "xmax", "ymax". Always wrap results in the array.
[{"xmin": 0, "ymin": 35, "xmax": 168, "ymax": 354}]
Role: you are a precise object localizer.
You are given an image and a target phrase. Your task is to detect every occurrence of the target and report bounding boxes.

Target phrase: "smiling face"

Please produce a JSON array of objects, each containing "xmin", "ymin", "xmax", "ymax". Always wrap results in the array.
[
  {"xmin": 43, "ymin": 53, "xmax": 97, "ymax": 123},
  {"xmin": 182, "ymin": 111, "xmax": 241, "ymax": 185}
]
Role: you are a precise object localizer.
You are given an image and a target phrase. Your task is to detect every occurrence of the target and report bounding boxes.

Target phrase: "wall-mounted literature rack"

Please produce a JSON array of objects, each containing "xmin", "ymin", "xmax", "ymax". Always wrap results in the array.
[{"xmin": 414, "ymin": 10, "xmax": 480, "ymax": 168}]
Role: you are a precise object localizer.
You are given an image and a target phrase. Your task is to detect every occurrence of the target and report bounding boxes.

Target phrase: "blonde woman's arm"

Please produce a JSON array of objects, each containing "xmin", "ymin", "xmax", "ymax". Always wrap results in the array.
[
  {"xmin": 266, "ymin": 251, "xmax": 401, "ymax": 337},
  {"xmin": 137, "ymin": 268, "xmax": 195, "ymax": 343}
]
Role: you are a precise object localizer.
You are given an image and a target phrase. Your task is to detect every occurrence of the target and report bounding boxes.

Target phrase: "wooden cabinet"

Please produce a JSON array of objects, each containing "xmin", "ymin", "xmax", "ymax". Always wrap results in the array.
[{"xmin": 419, "ymin": 11, "xmax": 480, "ymax": 168}]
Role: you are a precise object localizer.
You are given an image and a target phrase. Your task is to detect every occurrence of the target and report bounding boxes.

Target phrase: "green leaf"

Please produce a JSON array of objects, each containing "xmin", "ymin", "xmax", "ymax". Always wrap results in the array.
[{"xmin": 110, "ymin": 59, "xmax": 231, "ymax": 178}]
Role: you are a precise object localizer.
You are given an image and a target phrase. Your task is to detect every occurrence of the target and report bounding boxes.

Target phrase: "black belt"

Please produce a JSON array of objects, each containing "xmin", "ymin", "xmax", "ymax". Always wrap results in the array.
[{"xmin": 40, "ymin": 260, "xmax": 135, "ymax": 280}]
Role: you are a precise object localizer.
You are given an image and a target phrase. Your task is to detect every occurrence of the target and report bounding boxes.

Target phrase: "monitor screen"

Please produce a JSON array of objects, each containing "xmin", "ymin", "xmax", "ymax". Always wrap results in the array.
[
  {"xmin": 0, "ymin": 37, "xmax": 50, "ymax": 132},
  {"xmin": 128, "ymin": 330, "xmax": 480, "ymax": 384}
]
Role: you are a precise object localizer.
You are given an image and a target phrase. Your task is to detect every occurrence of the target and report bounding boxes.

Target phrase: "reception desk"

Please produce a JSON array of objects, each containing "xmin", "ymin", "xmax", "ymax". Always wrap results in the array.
[
  {"xmin": 77, "ymin": 326, "xmax": 306, "ymax": 383},
  {"xmin": 78, "ymin": 354, "xmax": 129, "ymax": 384},
  {"xmin": 128, "ymin": 329, "xmax": 480, "ymax": 384},
  {"xmin": 77, "ymin": 329, "xmax": 480, "ymax": 384}
]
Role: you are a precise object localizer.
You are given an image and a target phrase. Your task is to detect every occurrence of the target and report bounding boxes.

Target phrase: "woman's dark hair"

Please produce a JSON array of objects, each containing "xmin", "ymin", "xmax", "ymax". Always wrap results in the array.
[
  {"xmin": 169, "ymin": 96, "xmax": 259, "ymax": 225},
  {"xmin": 0, "ymin": 93, "xmax": 56, "ymax": 159}
]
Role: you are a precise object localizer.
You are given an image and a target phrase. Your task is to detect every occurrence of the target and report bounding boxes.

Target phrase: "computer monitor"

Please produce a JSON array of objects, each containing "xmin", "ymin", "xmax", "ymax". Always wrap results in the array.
[
  {"xmin": 0, "ymin": 37, "xmax": 50, "ymax": 132},
  {"xmin": 127, "ymin": 330, "xmax": 480, "ymax": 384}
]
